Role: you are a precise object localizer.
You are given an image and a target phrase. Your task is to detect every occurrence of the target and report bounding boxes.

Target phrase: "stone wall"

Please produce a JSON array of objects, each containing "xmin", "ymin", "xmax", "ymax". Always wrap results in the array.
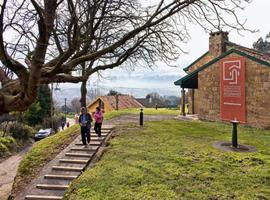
[
  {"xmin": 187, "ymin": 89, "xmax": 198, "ymax": 114},
  {"xmin": 245, "ymin": 57, "xmax": 270, "ymax": 128},
  {"xmin": 197, "ymin": 60, "xmax": 220, "ymax": 121},
  {"xmin": 187, "ymin": 54, "xmax": 213, "ymax": 73},
  {"xmin": 196, "ymin": 53, "xmax": 270, "ymax": 128}
]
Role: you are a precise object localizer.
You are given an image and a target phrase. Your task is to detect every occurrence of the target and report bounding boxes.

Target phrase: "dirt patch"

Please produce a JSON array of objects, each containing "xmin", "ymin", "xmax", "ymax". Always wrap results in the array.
[
  {"xmin": 213, "ymin": 141, "xmax": 256, "ymax": 153},
  {"xmin": 0, "ymin": 146, "xmax": 31, "ymax": 200}
]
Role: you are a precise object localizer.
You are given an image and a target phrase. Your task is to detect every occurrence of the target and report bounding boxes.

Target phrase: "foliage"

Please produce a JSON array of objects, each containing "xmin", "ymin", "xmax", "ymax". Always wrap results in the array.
[
  {"xmin": 104, "ymin": 108, "xmax": 180, "ymax": 120},
  {"xmin": 64, "ymin": 120, "xmax": 270, "ymax": 199},
  {"xmin": 9, "ymin": 123, "xmax": 35, "ymax": 140},
  {"xmin": 38, "ymin": 85, "xmax": 52, "ymax": 117},
  {"xmin": 0, "ymin": 0, "xmax": 252, "ymax": 113},
  {"xmin": 42, "ymin": 114, "xmax": 65, "ymax": 133},
  {"xmin": 23, "ymin": 85, "xmax": 52, "ymax": 126},
  {"xmin": 145, "ymin": 92, "xmax": 165, "ymax": 107},
  {"xmin": 23, "ymin": 102, "xmax": 42, "ymax": 126},
  {"xmin": 0, "ymin": 143, "xmax": 8, "ymax": 156},
  {"xmin": 0, "ymin": 136, "xmax": 16, "ymax": 156},
  {"xmin": 70, "ymin": 97, "xmax": 81, "ymax": 113},
  {"xmin": 59, "ymin": 105, "xmax": 73, "ymax": 113},
  {"xmin": 13, "ymin": 125, "xmax": 80, "ymax": 195},
  {"xmin": 0, "ymin": 136, "xmax": 16, "ymax": 148},
  {"xmin": 107, "ymin": 90, "xmax": 121, "ymax": 96},
  {"xmin": 253, "ymin": 32, "xmax": 270, "ymax": 55},
  {"xmin": 144, "ymin": 93, "xmax": 180, "ymax": 108}
]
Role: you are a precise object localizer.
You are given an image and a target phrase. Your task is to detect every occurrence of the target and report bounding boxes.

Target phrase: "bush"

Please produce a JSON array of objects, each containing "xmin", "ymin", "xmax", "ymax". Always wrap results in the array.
[
  {"xmin": 9, "ymin": 123, "xmax": 36, "ymax": 140},
  {"xmin": 0, "ymin": 136, "xmax": 16, "ymax": 148},
  {"xmin": 42, "ymin": 115, "xmax": 64, "ymax": 133},
  {"xmin": 0, "ymin": 143, "xmax": 8, "ymax": 156}
]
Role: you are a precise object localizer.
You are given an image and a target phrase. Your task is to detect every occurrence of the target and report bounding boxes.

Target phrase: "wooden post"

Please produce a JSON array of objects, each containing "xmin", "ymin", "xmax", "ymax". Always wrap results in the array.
[
  {"xmin": 116, "ymin": 94, "xmax": 119, "ymax": 110},
  {"xmin": 181, "ymin": 88, "xmax": 186, "ymax": 116},
  {"xmin": 191, "ymin": 89, "xmax": 195, "ymax": 114}
]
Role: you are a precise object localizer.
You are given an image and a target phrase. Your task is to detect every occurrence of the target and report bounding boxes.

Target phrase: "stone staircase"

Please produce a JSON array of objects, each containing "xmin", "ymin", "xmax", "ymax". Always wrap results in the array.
[{"xmin": 24, "ymin": 126, "xmax": 114, "ymax": 200}]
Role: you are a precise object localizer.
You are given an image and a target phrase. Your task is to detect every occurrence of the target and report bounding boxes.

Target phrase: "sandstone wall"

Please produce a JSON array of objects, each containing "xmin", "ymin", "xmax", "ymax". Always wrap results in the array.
[
  {"xmin": 197, "ymin": 53, "xmax": 270, "ymax": 128},
  {"xmin": 187, "ymin": 54, "xmax": 213, "ymax": 73}
]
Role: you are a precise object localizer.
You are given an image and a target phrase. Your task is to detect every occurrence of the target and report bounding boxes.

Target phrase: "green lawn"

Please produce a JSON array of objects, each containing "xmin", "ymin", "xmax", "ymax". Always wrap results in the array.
[
  {"xmin": 104, "ymin": 108, "xmax": 181, "ymax": 120},
  {"xmin": 64, "ymin": 120, "xmax": 270, "ymax": 200}
]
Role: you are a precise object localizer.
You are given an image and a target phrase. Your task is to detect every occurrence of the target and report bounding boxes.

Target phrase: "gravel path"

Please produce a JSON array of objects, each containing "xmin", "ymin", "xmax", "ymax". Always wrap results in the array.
[
  {"xmin": 104, "ymin": 114, "xmax": 177, "ymax": 126},
  {"xmin": 0, "ymin": 146, "xmax": 31, "ymax": 200}
]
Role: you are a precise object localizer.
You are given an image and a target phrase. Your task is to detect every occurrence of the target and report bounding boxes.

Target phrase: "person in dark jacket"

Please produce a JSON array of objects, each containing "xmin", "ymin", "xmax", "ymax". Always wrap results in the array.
[{"xmin": 79, "ymin": 107, "xmax": 92, "ymax": 145}]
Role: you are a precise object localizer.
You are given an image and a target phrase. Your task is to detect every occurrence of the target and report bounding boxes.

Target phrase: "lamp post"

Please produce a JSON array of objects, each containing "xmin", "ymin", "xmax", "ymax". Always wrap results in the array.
[
  {"xmin": 64, "ymin": 97, "xmax": 67, "ymax": 123},
  {"xmin": 50, "ymin": 83, "xmax": 54, "ymax": 129}
]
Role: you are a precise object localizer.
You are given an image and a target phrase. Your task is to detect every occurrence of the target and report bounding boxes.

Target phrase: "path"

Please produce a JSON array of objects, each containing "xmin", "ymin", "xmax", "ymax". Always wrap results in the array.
[
  {"xmin": 10, "ymin": 114, "xmax": 178, "ymax": 200},
  {"xmin": 18, "ymin": 126, "xmax": 114, "ymax": 200},
  {"xmin": 0, "ymin": 146, "xmax": 31, "ymax": 200},
  {"xmin": 104, "ymin": 114, "xmax": 177, "ymax": 126}
]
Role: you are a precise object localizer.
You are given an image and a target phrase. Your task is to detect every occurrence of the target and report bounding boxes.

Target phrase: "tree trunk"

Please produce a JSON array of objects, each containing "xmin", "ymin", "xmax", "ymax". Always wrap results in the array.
[
  {"xmin": 80, "ymin": 80, "xmax": 87, "ymax": 108},
  {"xmin": 80, "ymin": 62, "xmax": 87, "ymax": 108}
]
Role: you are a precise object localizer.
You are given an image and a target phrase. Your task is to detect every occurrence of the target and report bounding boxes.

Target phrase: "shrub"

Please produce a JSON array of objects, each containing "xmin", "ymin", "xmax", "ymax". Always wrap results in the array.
[
  {"xmin": 42, "ymin": 115, "xmax": 64, "ymax": 133},
  {"xmin": 9, "ymin": 123, "xmax": 36, "ymax": 140},
  {"xmin": 0, "ymin": 143, "xmax": 8, "ymax": 156},
  {"xmin": 0, "ymin": 136, "xmax": 16, "ymax": 148}
]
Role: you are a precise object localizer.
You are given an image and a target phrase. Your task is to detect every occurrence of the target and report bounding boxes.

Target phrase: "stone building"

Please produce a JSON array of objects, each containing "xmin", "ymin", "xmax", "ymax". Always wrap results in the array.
[{"xmin": 174, "ymin": 31, "xmax": 270, "ymax": 128}]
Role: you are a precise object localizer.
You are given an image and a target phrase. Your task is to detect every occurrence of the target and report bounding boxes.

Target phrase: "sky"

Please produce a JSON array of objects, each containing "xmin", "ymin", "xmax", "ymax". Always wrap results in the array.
[{"xmin": 60, "ymin": 0, "xmax": 270, "ymax": 98}]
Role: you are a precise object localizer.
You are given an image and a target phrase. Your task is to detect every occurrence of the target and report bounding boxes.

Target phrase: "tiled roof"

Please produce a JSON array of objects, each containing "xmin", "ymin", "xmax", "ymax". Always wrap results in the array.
[
  {"xmin": 226, "ymin": 42, "xmax": 270, "ymax": 63},
  {"xmin": 174, "ymin": 48, "xmax": 270, "ymax": 87},
  {"xmin": 183, "ymin": 41, "xmax": 270, "ymax": 73},
  {"xmin": 101, "ymin": 95, "xmax": 143, "ymax": 110}
]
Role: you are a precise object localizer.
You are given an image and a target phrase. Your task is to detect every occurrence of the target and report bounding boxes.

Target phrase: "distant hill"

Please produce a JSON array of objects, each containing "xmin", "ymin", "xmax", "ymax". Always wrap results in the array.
[
  {"xmin": 53, "ymin": 73, "xmax": 182, "ymax": 106},
  {"xmin": 54, "ymin": 86, "xmax": 180, "ymax": 106}
]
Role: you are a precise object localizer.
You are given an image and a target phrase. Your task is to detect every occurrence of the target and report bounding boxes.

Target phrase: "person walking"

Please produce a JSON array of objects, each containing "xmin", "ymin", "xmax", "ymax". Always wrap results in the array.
[
  {"xmin": 61, "ymin": 121, "xmax": 65, "ymax": 130},
  {"xmin": 79, "ymin": 107, "xmax": 92, "ymax": 145},
  {"xmin": 94, "ymin": 107, "xmax": 103, "ymax": 137}
]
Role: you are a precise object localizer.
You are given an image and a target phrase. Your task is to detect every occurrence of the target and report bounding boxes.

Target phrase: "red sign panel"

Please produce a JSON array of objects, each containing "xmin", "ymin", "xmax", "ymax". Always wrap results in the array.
[{"xmin": 220, "ymin": 57, "xmax": 246, "ymax": 123}]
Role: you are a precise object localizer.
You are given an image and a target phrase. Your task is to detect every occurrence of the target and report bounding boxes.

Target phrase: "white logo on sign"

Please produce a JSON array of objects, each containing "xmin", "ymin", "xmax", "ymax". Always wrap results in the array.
[{"xmin": 223, "ymin": 61, "xmax": 241, "ymax": 85}]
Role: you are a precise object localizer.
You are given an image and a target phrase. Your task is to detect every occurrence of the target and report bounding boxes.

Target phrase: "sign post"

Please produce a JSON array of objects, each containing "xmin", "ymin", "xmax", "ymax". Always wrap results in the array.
[
  {"xmin": 220, "ymin": 57, "xmax": 245, "ymax": 148},
  {"xmin": 220, "ymin": 57, "xmax": 246, "ymax": 123}
]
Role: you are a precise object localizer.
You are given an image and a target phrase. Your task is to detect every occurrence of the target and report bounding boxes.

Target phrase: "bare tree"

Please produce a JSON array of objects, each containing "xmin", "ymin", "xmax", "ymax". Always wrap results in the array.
[
  {"xmin": 70, "ymin": 97, "xmax": 81, "ymax": 113},
  {"xmin": 0, "ymin": 0, "xmax": 251, "ymax": 114}
]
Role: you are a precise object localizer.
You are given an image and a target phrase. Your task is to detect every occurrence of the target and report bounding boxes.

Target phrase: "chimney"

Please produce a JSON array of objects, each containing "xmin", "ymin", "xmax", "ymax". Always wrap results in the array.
[{"xmin": 209, "ymin": 31, "xmax": 229, "ymax": 57}]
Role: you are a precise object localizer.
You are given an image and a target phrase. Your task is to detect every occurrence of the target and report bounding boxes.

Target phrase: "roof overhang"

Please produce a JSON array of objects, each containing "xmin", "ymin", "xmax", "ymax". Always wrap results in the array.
[
  {"xmin": 174, "ymin": 48, "xmax": 270, "ymax": 88},
  {"xmin": 174, "ymin": 73, "xmax": 198, "ymax": 89}
]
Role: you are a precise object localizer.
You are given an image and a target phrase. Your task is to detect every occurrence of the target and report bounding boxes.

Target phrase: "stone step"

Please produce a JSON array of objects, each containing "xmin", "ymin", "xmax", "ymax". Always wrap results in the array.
[
  {"xmin": 59, "ymin": 159, "xmax": 88, "ymax": 164},
  {"xmin": 52, "ymin": 166, "xmax": 83, "ymax": 171},
  {"xmin": 36, "ymin": 184, "xmax": 68, "ymax": 190},
  {"xmin": 44, "ymin": 174, "xmax": 78, "ymax": 180},
  {"xmin": 75, "ymin": 142, "xmax": 100, "ymax": 146},
  {"xmin": 90, "ymin": 137, "xmax": 104, "ymax": 141},
  {"xmin": 25, "ymin": 195, "xmax": 63, "ymax": 200},
  {"xmin": 65, "ymin": 152, "xmax": 93, "ymax": 157},
  {"xmin": 91, "ymin": 127, "xmax": 113, "ymax": 130},
  {"xmin": 70, "ymin": 146, "xmax": 98, "ymax": 151},
  {"xmin": 92, "ymin": 133, "xmax": 108, "ymax": 136}
]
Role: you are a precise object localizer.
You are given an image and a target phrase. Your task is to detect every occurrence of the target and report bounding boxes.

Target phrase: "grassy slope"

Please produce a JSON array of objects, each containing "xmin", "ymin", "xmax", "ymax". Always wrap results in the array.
[
  {"xmin": 12, "ymin": 125, "xmax": 79, "ymax": 194},
  {"xmin": 65, "ymin": 120, "xmax": 270, "ymax": 200},
  {"xmin": 104, "ymin": 108, "xmax": 180, "ymax": 120}
]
